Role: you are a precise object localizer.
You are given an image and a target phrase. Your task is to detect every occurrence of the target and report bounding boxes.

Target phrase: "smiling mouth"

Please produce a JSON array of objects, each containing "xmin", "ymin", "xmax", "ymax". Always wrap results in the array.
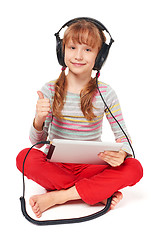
[{"xmin": 71, "ymin": 62, "xmax": 86, "ymax": 67}]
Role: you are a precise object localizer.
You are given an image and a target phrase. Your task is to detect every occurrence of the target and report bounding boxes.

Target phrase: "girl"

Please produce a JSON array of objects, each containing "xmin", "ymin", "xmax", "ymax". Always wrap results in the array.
[{"xmin": 16, "ymin": 19, "xmax": 143, "ymax": 218}]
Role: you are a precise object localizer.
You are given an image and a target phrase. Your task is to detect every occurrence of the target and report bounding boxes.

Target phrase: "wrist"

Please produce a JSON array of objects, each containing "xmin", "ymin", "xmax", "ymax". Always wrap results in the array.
[
  {"xmin": 33, "ymin": 117, "xmax": 44, "ymax": 131},
  {"xmin": 120, "ymin": 150, "xmax": 128, "ymax": 159}
]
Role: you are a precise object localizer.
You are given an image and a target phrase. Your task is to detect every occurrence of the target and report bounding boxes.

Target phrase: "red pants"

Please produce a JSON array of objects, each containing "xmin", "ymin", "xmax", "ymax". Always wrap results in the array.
[{"xmin": 16, "ymin": 148, "xmax": 143, "ymax": 205}]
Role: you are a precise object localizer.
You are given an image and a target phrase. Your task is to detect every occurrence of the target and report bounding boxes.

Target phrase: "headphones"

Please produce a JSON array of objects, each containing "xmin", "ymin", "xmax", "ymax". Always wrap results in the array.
[{"xmin": 54, "ymin": 17, "xmax": 114, "ymax": 71}]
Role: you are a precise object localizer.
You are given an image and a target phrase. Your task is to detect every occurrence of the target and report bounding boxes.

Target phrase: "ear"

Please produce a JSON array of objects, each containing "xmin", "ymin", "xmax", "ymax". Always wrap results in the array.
[
  {"xmin": 55, "ymin": 35, "xmax": 66, "ymax": 67},
  {"xmin": 93, "ymin": 43, "xmax": 110, "ymax": 71}
]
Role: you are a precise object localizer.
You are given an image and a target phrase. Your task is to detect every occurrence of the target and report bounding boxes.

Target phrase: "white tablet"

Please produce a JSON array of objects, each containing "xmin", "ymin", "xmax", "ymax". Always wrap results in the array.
[{"xmin": 47, "ymin": 139, "xmax": 123, "ymax": 165}]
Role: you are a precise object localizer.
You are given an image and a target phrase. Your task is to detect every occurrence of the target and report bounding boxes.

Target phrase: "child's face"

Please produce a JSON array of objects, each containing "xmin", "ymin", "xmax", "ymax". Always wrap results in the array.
[{"xmin": 64, "ymin": 39, "xmax": 99, "ymax": 76}]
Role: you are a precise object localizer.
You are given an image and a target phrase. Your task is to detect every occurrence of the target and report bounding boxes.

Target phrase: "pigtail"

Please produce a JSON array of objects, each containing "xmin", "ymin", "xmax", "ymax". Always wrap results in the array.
[
  {"xmin": 52, "ymin": 68, "xmax": 67, "ymax": 119},
  {"xmin": 80, "ymin": 77, "xmax": 98, "ymax": 121}
]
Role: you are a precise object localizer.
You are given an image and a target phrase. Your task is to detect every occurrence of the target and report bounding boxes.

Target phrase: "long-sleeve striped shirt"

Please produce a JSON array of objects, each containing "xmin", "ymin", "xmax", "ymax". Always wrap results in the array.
[{"xmin": 29, "ymin": 80, "xmax": 132, "ymax": 155}]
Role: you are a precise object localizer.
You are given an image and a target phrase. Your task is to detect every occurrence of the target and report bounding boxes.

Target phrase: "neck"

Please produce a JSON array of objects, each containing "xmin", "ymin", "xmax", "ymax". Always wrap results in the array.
[{"xmin": 66, "ymin": 70, "xmax": 92, "ymax": 94}]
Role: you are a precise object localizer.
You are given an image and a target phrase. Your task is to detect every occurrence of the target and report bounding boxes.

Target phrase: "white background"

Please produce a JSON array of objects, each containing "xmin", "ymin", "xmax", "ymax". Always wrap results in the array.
[{"xmin": 0, "ymin": 0, "xmax": 160, "ymax": 239}]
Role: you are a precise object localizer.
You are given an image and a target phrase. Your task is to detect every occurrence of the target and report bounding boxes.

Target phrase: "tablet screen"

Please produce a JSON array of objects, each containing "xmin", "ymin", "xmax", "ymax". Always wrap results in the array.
[{"xmin": 47, "ymin": 139, "xmax": 123, "ymax": 165}]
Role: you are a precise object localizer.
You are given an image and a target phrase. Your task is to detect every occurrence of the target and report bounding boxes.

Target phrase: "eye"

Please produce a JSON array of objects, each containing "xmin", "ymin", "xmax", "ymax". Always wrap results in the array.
[
  {"xmin": 70, "ymin": 46, "xmax": 75, "ymax": 50},
  {"xmin": 85, "ymin": 48, "xmax": 91, "ymax": 52}
]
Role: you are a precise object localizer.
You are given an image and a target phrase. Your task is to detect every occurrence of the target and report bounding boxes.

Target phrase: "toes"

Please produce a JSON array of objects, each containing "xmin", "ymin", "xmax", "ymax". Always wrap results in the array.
[
  {"xmin": 110, "ymin": 191, "xmax": 123, "ymax": 210},
  {"xmin": 115, "ymin": 191, "xmax": 123, "ymax": 199},
  {"xmin": 36, "ymin": 210, "xmax": 42, "ymax": 218},
  {"xmin": 120, "ymin": 193, "xmax": 123, "ymax": 200},
  {"xmin": 32, "ymin": 203, "xmax": 40, "ymax": 213},
  {"xmin": 29, "ymin": 196, "xmax": 42, "ymax": 218},
  {"xmin": 110, "ymin": 199, "xmax": 118, "ymax": 209},
  {"xmin": 32, "ymin": 204, "xmax": 42, "ymax": 218},
  {"xmin": 110, "ymin": 203, "xmax": 116, "ymax": 210},
  {"xmin": 29, "ymin": 197, "xmax": 35, "ymax": 207},
  {"xmin": 112, "ymin": 191, "xmax": 123, "ymax": 201}
]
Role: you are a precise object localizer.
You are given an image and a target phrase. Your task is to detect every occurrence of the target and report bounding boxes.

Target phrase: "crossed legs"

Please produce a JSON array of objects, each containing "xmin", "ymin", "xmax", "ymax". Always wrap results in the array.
[{"xmin": 16, "ymin": 148, "xmax": 143, "ymax": 218}]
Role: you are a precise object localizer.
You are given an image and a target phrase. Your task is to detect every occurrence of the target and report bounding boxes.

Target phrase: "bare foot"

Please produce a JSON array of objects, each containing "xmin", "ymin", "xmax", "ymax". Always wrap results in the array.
[
  {"xmin": 101, "ymin": 191, "xmax": 123, "ymax": 210},
  {"xmin": 29, "ymin": 190, "xmax": 67, "ymax": 218},
  {"xmin": 29, "ymin": 186, "xmax": 81, "ymax": 218}
]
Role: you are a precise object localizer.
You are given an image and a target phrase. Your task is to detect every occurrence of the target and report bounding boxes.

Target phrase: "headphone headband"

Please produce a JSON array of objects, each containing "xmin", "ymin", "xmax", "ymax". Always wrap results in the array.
[
  {"xmin": 54, "ymin": 17, "xmax": 114, "ymax": 70},
  {"xmin": 55, "ymin": 17, "xmax": 114, "ymax": 45}
]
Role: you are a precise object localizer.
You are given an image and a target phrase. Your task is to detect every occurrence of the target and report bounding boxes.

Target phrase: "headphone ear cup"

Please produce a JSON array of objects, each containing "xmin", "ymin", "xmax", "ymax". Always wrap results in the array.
[
  {"xmin": 93, "ymin": 43, "xmax": 110, "ymax": 71},
  {"xmin": 56, "ymin": 36, "xmax": 66, "ymax": 67}
]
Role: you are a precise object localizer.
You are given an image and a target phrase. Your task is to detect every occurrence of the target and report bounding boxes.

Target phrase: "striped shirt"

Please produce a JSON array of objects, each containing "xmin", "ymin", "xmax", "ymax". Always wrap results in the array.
[{"xmin": 29, "ymin": 80, "xmax": 132, "ymax": 155}]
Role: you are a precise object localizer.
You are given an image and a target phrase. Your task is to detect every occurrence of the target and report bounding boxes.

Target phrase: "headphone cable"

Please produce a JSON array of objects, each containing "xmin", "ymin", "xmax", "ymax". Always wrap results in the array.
[
  {"xmin": 19, "ymin": 71, "xmax": 135, "ymax": 225},
  {"xmin": 20, "ymin": 141, "xmax": 112, "ymax": 225},
  {"xmin": 96, "ymin": 71, "xmax": 135, "ymax": 158}
]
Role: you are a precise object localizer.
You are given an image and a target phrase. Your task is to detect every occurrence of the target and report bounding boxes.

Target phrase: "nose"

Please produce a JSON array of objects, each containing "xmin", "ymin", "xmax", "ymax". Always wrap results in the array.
[{"xmin": 75, "ymin": 49, "xmax": 83, "ymax": 61}]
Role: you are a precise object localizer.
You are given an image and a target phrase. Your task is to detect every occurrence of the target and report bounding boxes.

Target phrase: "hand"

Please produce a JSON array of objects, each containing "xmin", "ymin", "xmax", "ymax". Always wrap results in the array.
[
  {"xmin": 98, "ymin": 150, "xmax": 127, "ymax": 167},
  {"xmin": 34, "ymin": 91, "xmax": 51, "ymax": 131}
]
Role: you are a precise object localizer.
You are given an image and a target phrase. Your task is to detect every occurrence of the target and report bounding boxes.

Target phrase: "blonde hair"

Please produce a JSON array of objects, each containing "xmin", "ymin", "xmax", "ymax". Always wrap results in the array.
[{"xmin": 52, "ymin": 20, "xmax": 106, "ymax": 121}]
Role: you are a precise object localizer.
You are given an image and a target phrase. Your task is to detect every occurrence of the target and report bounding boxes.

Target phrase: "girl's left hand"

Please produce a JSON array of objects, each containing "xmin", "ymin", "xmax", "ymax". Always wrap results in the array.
[{"xmin": 98, "ymin": 150, "xmax": 127, "ymax": 167}]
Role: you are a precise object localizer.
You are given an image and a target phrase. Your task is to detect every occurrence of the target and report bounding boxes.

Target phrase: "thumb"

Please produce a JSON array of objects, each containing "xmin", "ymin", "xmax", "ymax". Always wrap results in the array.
[{"xmin": 37, "ymin": 91, "xmax": 44, "ymax": 99}]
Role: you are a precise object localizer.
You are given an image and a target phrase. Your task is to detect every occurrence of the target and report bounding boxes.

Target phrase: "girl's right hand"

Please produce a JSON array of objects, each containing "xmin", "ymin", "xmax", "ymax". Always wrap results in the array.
[{"xmin": 34, "ymin": 91, "xmax": 51, "ymax": 131}]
